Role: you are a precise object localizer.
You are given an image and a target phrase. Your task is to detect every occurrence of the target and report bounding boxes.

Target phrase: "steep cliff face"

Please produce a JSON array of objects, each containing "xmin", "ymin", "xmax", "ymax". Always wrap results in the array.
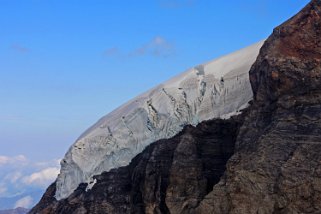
[
  {"xmin": 31, "ymin": 0, "xmax": 321, "ymax": 213},
  {"xmin": 195, "ymin": 0, "xmax": 321, "ymax": 213},
  {"xmin": 30, "ymin": 116, "xmax": 244, "ymax": 214}
]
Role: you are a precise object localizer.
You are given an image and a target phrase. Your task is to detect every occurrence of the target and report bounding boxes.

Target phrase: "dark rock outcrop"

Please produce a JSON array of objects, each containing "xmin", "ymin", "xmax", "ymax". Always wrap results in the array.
[
  {"xmin": 30, "ymin": 117, "xmax": 243, "ymax": 214},
  {"xmin": 195, "ymin": 0, "xmax": 321, "ymax": 213},
  {"xmin": 30, "ymin": 0, "xmax": 321, "ymax": 213}
]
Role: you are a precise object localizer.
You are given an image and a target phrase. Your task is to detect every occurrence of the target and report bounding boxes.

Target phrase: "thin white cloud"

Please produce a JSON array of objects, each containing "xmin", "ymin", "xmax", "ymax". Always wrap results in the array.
[
  {"xmin": 0, "ymin": 156, "xmax": 9, "ymax": 165},
  {"xmin": 11, "ymin": 44, "xmax": 30, "ymax": 53},
  {"xmin": 14, "ymin": 195, "xmax": 33, "ymax": 208},
  {"xmin": 0, "ymin": 185, "xmax": 7, "ymax": 195},
  {"xmin": 4, "ymin": 171, "xmax": 23, "ymax": 183},
  {"xmin": 22, "ymin": 167, "xmax": 60, "ymax": 188},
  {"xmin": 33, "ymin": 158, "xmax": 61, "ymax": 169},
  {"xmin": 103, "ymin": 47, "xmax": 119, "ymax": 57},
  {"xmin": 159, "ymin": 0, "xmax": 196, "ymax": 9},
  {"xmin": 0, "ymin": 155, "xmax": 27, "ymax": 166},
  {"xmin": 0, "ymin": 155, "xmax": 59, "ymax": 169},
  {"xmin": 128, "ymin": 36, "xmax": 175, "ymax": 58},
  {"xmin": 103, "ymin": 36, "xmax": 175, "ymax": 59}
]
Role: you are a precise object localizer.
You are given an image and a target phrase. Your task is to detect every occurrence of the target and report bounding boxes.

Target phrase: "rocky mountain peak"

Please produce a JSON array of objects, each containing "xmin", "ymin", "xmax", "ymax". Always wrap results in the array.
[
  {"xmin": 273, "ymin": 0, "xmax": 321, "ymax": 60},
  {"xmin": 250, "ymin": 0, "xmax": 321, "ymax": 102},
  {"xmin": 30, "ymin": 1, "xmax": 321, "ymax": 213}
]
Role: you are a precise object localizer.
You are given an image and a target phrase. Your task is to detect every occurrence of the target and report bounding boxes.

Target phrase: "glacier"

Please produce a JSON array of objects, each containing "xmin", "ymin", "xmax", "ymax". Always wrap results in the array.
[{"xmin": 55, "ymin": 41, "xmax": 264, "ymax": 200}]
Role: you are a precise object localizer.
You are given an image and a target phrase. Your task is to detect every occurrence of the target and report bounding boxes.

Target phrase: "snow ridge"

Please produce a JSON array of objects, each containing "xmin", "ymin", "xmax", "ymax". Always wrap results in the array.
[{"xmin": 55, "ymin": 41, "xmax": 264, "ymax": 200}]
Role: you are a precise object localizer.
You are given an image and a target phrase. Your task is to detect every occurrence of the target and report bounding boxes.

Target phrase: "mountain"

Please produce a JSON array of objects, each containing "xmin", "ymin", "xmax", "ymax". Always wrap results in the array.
[
  {"xmin": 55, "ymin": 38, "xmax": 263, "ymax": 200},
  {"xmin": 29, "ymin": 116, "xmax": 245, "ymax": 213},
  {"xmin": 30, "ymin": 0, "xmax": 321, "ymax": 213},
  {"xmin": 0, "ymin": 207, "xmax": 29, "ymax": 214}
]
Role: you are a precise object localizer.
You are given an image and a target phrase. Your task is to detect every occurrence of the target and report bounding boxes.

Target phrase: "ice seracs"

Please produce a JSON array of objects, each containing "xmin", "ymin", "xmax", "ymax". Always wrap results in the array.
[{"xmin": 55, "ymin": 41, "xmax": 264, "ymax": 200}]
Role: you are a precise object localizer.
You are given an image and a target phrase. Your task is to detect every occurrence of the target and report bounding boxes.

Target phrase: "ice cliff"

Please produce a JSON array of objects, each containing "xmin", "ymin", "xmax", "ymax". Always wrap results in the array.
[{"xmin": 55, "ymin": 41, "xmax": 263, "ymax": 200}]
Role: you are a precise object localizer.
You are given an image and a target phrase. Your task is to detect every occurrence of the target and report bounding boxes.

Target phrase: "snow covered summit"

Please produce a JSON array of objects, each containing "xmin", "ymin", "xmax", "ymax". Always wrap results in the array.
[{"xmin": 55, "ymin": 41, "xmax": 264, "ymax": 200}]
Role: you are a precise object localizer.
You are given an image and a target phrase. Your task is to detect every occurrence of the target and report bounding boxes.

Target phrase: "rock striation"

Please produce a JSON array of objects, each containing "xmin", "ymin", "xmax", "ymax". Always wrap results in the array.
[
  {"xmin": 30, "ymin": 116, "xmax": 244, "ymax": 214},
  {"xmin": 195, "ymin": 0, "xmax": 321, "ymax": 213},
  {"xmin": 30, "ymin": 0, "xmax": 321, "ymax": 213}
]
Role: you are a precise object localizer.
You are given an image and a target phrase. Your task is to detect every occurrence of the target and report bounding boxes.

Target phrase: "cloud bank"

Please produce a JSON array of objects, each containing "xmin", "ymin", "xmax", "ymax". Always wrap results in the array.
[
  {"xmin": 14, "ymin": 195, "xmax": 33, "ymax": 208},
  {"xmin": 0, "ymin": 155, "xmax": 60, "ymax": 209},
  {"xmin": 22, "ymin": 167, "xmax": 60, "ymax": 188},
  {"xmin": 0, "ymin": 155, "xmax": 27, "ymax": 166}
]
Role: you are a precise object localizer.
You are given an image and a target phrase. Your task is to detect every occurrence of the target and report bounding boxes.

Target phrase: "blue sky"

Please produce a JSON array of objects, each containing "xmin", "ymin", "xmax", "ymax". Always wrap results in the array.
[
  {"xmin": 0, "ymin": 0, "xmax": 310, "ymax": 208},
  {"xmin": 0, "ymin": 0, "xmax": 309, "ymax": 162}
]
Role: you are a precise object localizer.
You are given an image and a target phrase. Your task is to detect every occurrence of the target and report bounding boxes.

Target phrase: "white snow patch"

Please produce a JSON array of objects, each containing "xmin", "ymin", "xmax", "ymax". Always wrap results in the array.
[
  {"xmin": 85, "ymin": 178, "xmax": 97, "ymax": 192},
  {"xmin": 55, "ymin": 41, "xmax": 264, "ymax": 200}
]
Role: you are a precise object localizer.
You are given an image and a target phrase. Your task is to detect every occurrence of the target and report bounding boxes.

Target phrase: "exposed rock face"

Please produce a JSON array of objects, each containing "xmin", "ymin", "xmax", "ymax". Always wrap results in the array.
[
  {"xmin": 30, "ymin": 117, "xmax": 243, "ymax": 214},
  {"xmin": 30, "ymin": 0, "xmax": 321, "ymax": 213},
  {"xmin": 195, "ymin": 0, "xmax": 321, "ymax": 213}
]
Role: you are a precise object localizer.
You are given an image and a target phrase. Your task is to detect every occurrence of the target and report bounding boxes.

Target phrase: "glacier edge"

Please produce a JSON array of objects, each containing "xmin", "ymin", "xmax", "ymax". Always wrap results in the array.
[{"xmin": 55, "ymin": 41, "xmax": 264, "ymax": 200}]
